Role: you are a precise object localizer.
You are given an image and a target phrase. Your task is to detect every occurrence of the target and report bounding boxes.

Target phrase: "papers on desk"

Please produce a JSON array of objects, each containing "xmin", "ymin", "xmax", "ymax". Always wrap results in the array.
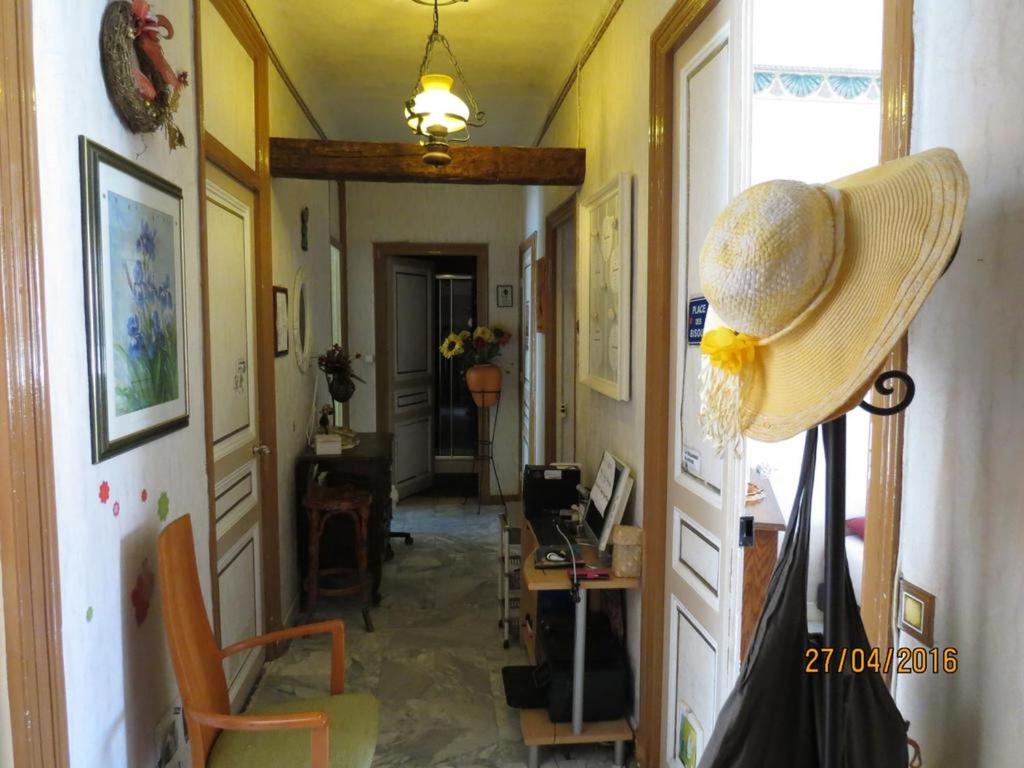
[
  {"xmin": 314, "ymin": 433, "xmax": 342, "ymax": 455},
  {"xmin": 590, "ymin": 453, "xmax": 617, "ymax": 514}
]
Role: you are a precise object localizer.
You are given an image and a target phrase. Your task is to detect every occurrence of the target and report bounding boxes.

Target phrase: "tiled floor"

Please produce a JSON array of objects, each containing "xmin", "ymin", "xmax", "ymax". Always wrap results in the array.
[{"xmin": 247, "ymin": 499, "xmax": 626, "ymax": 767}]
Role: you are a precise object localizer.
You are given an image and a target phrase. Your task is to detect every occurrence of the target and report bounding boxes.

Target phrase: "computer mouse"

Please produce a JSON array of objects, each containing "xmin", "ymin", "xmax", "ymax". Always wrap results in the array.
[{"xmin": 545, "ymin": 551, "xmax": 567, "ymax": 562}]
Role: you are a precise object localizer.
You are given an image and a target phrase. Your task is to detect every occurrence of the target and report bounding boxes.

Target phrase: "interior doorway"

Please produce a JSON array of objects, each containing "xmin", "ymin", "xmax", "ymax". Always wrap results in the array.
[
  {"xmin": 640, "ymin": 1, "xmax": 914, "ymax": 764},
  {"xmin": 744, "ymin": 0, "xmax": 886, "ymax": 638},
  {"xmin": 544, "ymin": 195, "xmax": 578, "ymax": 464},
  {"xmin": 373, "ymin": 243, "xmax": 491, "ymax": 501}
]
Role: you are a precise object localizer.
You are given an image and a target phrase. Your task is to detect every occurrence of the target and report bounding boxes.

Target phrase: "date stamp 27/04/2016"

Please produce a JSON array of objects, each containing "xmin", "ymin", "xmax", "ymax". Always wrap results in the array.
[{"xmin": 805, "ymin": 646, "xmax": 958, "ymax": 675}]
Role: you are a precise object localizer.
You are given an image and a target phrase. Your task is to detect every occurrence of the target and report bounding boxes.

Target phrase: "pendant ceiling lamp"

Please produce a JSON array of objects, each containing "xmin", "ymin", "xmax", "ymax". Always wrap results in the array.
[{"xmin": 405, "ymin": 0, "xmax": 486, "ymax": 166}]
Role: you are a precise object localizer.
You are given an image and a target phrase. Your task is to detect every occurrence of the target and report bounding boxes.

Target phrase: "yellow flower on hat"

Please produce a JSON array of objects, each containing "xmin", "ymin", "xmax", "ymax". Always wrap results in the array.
[
  {"xmin": 439, "ymin": 333, "xmax": 464, "ymax": 359},
  {"xmin": 701, "ymin": 327, "xmax": 757, "ymax": 375}
]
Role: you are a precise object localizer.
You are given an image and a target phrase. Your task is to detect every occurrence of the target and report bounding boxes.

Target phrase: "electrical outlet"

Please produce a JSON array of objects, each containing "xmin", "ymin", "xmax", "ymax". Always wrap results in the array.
[{"xmin": 154, "ymin": 706, "xmax": 186, "ymax": 768}]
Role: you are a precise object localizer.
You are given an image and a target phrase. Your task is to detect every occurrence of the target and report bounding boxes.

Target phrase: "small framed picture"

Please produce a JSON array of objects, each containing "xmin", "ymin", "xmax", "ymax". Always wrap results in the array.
[
  {"xmin": 273, "ymin": 286, "xmax": 289, "ymax": 357},
  {"xmin": 496, "ymin": 284, "xmax": 514, "ymax": 308},
  {"xmin": 81, "ymin": 137, "xmax": 189, "ymax": 463}
]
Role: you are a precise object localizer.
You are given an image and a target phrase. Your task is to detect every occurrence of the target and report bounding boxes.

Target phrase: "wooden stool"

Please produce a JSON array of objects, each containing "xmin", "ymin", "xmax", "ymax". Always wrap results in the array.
[{"xmin": 303, "ymin": 467, "xmax": 374, "ymax": 632}]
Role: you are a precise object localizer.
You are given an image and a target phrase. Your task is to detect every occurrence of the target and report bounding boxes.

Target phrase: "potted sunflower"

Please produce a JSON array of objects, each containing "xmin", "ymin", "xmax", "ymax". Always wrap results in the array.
[{"xmin": 439, "ymin": 325, "xmax": 511, "ymax": 407}]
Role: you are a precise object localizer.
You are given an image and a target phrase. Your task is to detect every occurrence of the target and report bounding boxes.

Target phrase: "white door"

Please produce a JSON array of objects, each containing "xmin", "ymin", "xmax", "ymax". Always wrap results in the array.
[
  {"xmin": 520, "ymin": 239, "xmax": 536, "ymax": 467},
  {"xmin": 663, "ymin": 3, "xmax": 748, "ymax": 765},
  {"xmin": 389, "ymin": 258, "xmax": 435, "ymax": 498},
  {"xmin": 205, "ymin": 164, "xmax": 265, "ymax": 711},
  {"xmin": 555, "ymin": 218, "xmax": 577, "ymax": 462}
]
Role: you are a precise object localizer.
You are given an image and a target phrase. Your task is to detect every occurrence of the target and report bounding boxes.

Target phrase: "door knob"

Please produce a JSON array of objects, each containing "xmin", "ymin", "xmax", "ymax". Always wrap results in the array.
[{"xmin": 252, "ymin": 444, "xmax": 271, "ymax": 456}]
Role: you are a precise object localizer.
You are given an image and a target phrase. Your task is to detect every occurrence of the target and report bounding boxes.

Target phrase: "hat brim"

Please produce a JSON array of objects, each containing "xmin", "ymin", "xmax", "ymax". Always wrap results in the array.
[{"xmin": 741, "ymin": 148, "xmax": 969, "ymax": 441}]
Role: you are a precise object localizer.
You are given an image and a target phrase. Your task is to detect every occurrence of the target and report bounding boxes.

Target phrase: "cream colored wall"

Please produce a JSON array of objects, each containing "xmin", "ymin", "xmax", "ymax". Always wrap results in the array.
[
  {"xmin": 346, "ymin": 183, "xmax": 525, "ymax": 495},
  {"xmin": 268, "ymin": 69, "xmax": 334, "ymax": 625},
  {"xmin": 201, "ymin": 0, "xmax": 256, "ymax": 168},
  {"xmin": 523, "ymin": 0, "xmax": 678, "ymax": 713},
  {"xmin": 33, "ymin": 1, "xmax": 208, "ymax": 765},
  {"xmin": 894, "ymin": 2, "xmax": 1024, "ymax": 763}
]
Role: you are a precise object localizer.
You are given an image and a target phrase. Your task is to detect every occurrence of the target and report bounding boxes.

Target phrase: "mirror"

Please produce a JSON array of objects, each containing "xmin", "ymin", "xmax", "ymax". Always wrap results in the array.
[{"xmin": 292, "ymin": 267, "xmax": 313, "ymax": 372}]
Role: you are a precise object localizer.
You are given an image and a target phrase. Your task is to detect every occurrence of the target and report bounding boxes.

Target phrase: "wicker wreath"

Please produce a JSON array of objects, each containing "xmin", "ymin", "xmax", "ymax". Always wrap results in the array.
[{"xmin": 100, "ymin": 1, "xmax": 186, "ymax": 148}]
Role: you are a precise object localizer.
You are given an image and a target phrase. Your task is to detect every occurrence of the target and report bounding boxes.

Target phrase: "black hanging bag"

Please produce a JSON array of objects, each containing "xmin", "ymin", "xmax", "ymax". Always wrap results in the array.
[{"xmin": 699, "ymin": 428, "xmax": 909, "ymax": 768}]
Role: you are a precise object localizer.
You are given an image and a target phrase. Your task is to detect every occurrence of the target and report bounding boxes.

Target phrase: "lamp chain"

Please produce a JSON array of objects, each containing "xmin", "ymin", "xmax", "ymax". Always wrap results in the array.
[{"xmin": 409, "ymin": 0, "xmax": 486, "ymax": 125}]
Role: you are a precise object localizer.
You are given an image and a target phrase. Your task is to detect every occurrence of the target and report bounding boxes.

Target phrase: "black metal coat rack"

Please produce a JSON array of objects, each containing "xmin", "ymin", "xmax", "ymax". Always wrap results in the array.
[
  {"xmin": 470, "ymin": 389, "xmax": 507, "ymax": 514},
  {"xmin": 819, "ymin": 369, "xmax": 916, "ymax": 766}
]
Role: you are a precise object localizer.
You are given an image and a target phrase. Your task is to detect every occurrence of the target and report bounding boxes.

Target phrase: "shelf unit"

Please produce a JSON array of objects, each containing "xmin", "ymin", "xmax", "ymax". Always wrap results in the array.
[{"xmin": 498, "ymin": 507, "xmax": 523, "ymax": 648}]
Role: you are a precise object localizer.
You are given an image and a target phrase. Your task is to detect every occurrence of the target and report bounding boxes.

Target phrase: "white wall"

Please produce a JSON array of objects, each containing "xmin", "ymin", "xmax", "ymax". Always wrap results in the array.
[
  {"xmin": 346, "ymin": 183, "xmax": 525, "ymax": 495},
  {"xmin": 268, "ymin": 69, "xmax": 334, "ymax": 626},
  {"xmin": 894, "ymin": 2, "xmax": 1024, "ymax": 763},
  {"xmin": 33, "ymin": 2, "xmax": 209, "ymax": 765},
  {"xmin": 523, "ymin": 0, "xmax": 679, "ymax": 713}
]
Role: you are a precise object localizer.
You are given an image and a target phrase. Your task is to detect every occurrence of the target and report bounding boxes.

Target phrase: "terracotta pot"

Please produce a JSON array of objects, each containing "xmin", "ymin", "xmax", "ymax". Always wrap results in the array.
[{"xmin": 465, "ymin": 363, "xmax": 502, "ymax": 407}]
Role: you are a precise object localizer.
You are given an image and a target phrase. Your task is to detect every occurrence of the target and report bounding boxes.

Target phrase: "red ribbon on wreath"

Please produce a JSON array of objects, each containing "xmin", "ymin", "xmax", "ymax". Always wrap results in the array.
[{"xmin": 129, "ymin": 0, "xmax": 188, "ymax": 103}]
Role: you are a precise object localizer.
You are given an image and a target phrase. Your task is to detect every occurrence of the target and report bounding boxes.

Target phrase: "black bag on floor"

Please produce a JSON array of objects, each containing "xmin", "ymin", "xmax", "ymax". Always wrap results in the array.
[
  {"xmin": 538, "ymin": 612, "xmax": 630, "ymax": 724},
  {"xmin": 699, "ymin": 428, "xmax": 909, "ymax": 768}
]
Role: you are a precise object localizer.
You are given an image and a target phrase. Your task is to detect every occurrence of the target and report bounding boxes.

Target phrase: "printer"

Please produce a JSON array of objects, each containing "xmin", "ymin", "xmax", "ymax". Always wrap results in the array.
[{"xmin": 523, "ymin": 464, "xmax": 581, "ymax": 520}]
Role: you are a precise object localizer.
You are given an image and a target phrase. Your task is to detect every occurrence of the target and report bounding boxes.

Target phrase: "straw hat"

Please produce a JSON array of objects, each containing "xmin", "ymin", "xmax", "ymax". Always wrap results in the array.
[{"xmin": 698, "ymin": 147, "xmax": 969, "ymax": 447}]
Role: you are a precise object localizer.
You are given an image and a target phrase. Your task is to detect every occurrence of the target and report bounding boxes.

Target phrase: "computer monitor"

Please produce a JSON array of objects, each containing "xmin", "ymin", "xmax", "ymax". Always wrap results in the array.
[{"xmin": 583, "ymin": 452, "xmax": 632, "ymax": 551}]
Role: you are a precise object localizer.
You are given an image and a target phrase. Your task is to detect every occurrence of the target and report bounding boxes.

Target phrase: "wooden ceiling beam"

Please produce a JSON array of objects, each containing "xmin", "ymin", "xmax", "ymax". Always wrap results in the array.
[{"xmin": 269, "ymin": 138, "xmax": 585, "ymax": 186}]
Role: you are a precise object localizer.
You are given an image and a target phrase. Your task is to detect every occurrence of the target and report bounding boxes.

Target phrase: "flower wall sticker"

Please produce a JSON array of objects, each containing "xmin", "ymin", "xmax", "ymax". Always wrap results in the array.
[
  {"xmin": 112, "ymin": 501, "xmax": 121, "ymax": 517},
  {"xmin": 157, "ymin": 491, "xmax": 170, "ymax": 522},
  {"xmin": 130, "ymin": 559, "xmax": 156, "ymax": 627},
  {"xmin": 99, "ymin": 481, "xmax": 111, "ymax": 503},
  {"xmin": 141, "ymin": 488, "xmax": 149, "ymax": 503},
  {"xmin": 86, "ymin": 606, "xmax": 94, "ymax": 623}
]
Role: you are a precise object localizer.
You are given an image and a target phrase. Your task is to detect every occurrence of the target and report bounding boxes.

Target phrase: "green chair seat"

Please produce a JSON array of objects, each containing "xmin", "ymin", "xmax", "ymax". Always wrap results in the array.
[{"xmin": 208, "ymin": 692, "xmax": 378, "ymax": 768}]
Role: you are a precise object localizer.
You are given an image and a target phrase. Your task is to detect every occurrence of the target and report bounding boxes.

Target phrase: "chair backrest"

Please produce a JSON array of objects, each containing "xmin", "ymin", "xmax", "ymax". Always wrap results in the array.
[{"xmin": 158, "ymin": 515, "xmax": 230, "ymax": 761}]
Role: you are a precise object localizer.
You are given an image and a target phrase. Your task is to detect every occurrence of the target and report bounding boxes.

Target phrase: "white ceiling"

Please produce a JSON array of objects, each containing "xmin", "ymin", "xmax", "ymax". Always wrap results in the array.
[{"xmin": 246, "ymin": 0, "xmax": 614, "ymax": 145}]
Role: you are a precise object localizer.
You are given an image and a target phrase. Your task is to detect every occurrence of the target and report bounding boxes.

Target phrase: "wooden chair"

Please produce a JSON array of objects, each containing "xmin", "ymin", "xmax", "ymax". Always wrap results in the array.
[
  {"xmin": 303, "ymin": 465, "xmax": 375, "ymax": 631},
  {"xmin": 158, "ymin": 515, "xmax": 378, "ymax": 768}
]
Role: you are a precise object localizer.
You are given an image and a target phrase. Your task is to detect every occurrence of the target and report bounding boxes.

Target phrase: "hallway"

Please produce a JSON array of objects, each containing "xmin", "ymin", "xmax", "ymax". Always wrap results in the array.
[{"xmin": 248, "ymin": 501, "xmax": 620, "ymax": 767}]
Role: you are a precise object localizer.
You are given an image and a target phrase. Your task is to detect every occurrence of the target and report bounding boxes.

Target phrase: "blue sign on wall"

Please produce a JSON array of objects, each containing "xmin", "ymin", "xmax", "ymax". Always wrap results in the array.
[{"xmin": 687, "ymin": 296, "xmax": 709, "ymax": 346}]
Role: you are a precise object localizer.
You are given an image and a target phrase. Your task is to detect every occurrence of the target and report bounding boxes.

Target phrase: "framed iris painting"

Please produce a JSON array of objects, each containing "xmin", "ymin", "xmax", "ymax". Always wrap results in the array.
[{"xmin": 81, "ymin": 137, "xmax": 189, "ymax": 462}]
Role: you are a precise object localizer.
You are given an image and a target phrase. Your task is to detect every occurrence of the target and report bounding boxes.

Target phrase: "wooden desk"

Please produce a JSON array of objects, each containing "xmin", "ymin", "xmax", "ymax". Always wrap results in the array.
[
  {"xmin": 519, "ymin": 521, "xmax": 635, "ymax": 768},
  {"xmin": 522, "ymin": 557, "xmax": 639, "ymax": 592},
  {"xmin": 295, "ymin": 433, "xmax": 393, "ymax": 604}
]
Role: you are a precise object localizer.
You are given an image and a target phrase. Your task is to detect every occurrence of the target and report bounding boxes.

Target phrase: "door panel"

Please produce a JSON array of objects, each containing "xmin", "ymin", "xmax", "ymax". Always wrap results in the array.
[
  {"xmin": 390, "ymin": 259, "xmax": 435, "ymax": 497},
  {"xmin": 520, "ymin": 240, "xmax": 536, "ymax": 466},
  {"xmin": 207, "ymin": 181, "xmax": 256, "ymax": 463},
  {"xmin": 205, "ymin": 164, "xmax": 264, "ymax": 711},
  {"xmin": 664, "ymin": 4, "xmax": 746, "ymax": 765},
  {"xmin": 556, "ymin": 220, "xmax": 577, "ymax": 462},
  {"xmin": 217, "ymin": 528, "xmax": 262, "ymax": 708}
]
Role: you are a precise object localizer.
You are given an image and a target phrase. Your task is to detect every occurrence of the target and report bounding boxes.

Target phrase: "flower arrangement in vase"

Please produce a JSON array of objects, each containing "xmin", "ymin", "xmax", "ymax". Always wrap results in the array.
[
  {"xmin": 317, "ymin": 345, "xmax": 364, "ymax": 403},
  {"xmin": 439, "ymin": 325, "xmax": 511, "ymax": 407}
]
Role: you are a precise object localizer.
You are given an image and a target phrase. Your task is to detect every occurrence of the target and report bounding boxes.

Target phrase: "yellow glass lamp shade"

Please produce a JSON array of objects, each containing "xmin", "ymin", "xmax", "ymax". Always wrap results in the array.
[{"xmin": 405, "ymin": 74, "xmax": 470, "ymax": 136}]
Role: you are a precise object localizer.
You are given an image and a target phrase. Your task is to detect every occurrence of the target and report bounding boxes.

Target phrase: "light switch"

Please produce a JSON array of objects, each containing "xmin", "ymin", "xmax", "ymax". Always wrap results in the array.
[{"xmin": 898, "ymin": 577, "xmax": 935, "ymax": 646}]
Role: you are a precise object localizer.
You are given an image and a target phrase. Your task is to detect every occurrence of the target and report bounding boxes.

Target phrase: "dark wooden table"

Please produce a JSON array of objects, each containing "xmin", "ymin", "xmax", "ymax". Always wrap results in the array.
[{"xmin": 295, "ymin": 432, "xmax": 394, "ymax": 605}]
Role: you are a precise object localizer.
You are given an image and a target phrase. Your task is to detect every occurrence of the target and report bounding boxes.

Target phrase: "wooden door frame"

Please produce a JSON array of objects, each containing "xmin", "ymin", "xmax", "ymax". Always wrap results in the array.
[
  {"xmin": 637, "ymin": 1, "xmax": 914, "ymax": 764},
  {"xmin": 517, "ymin": 233, "xmax": 538, "ymax": 471},
  {"xmin": 334, "ymin": 182, "xmax": 351, "ymax": 427},
  {"xmin": 542, "ymin": 195, "xmax": 577, "ymax": 463},
  {"xmin": 638, "ymin": 5, "xmax": 723, "ymax": 763},
  {"xmin": 861, "ymin": 0, "xmax": 915, "ymax": 663},
  {"xmin": 0, "ymin": 1, "xmax": 70, "ymax": 765},
  {"xmin": 372, "ymin": 242, "xmax": 492, "ymax": 498},
  {"xmin": 196, "ymin": 0, "xmax": 282, "ymax": 643}
]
